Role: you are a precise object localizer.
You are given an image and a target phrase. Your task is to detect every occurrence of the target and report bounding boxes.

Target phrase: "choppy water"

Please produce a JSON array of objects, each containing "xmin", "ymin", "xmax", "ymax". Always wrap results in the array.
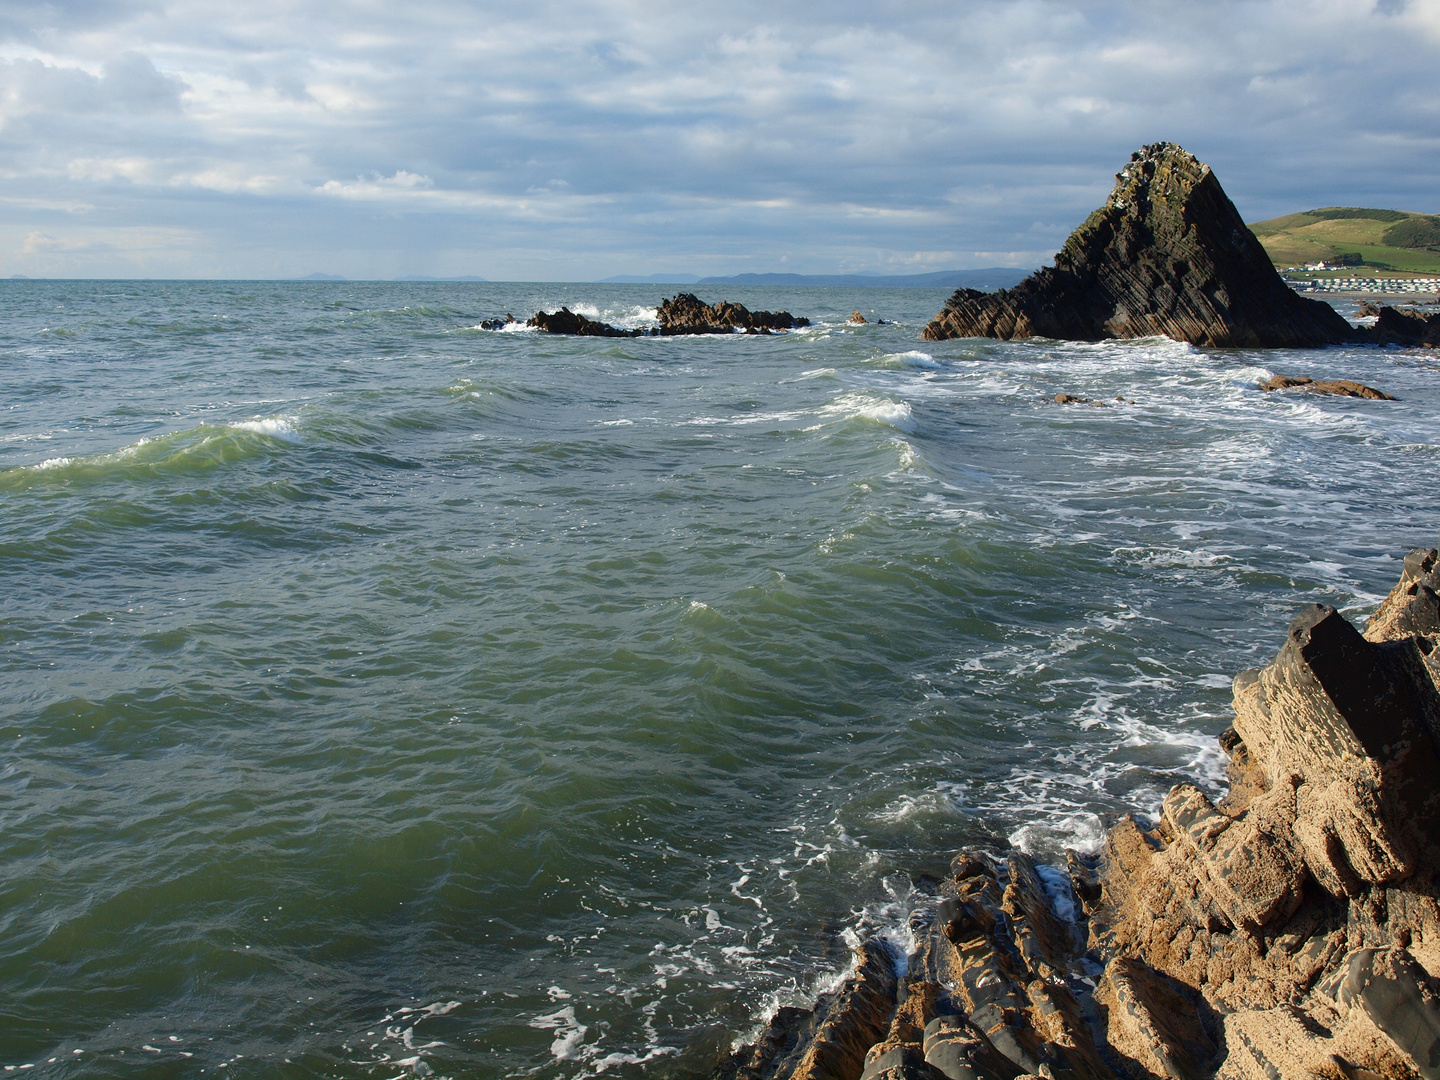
[{"xmin": 2, "ymin": 279, "xmax": 1438, "ymax": 1078}]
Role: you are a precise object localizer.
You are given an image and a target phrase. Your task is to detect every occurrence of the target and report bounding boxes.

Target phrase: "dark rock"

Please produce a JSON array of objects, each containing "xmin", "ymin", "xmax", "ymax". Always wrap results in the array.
[
  {"xmin": 1258, "ymin": 375, "xmax": 1395, "ymax": 399},
  {"xmin": 921, "ymin": 1016, "xmax": 1023, "ymax": 1080},
  {"xmin": 479, "ymin": 314, "xmax": 516, "ymax": 330},
  {"xmin": 526, "ymin": 308, "xmax": 644, "ymax": 337},
  {"xmin": 1370, "ymin": 305, "xmax": 1440, "ymax": 347},
  {"xmin": 657, "ymin": 293, "xmax": 810, "ymax": 335},
  {"xmin": 1053, "ymin": 393, "xmax": 1102, "ymax": 405},
  {"xmin": 922, "ymin": 143, "xmax": 1357, "ymax": 348},
  {"xmin": 1324, "ymin": 946, "xmax": 1440, "ymax": 1078}
]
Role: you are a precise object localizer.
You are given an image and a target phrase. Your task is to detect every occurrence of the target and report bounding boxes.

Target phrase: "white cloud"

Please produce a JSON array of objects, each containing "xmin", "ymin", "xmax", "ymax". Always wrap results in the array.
[{"xmin": 0, "ymin": 0, "xmax": 1435, "ymax": 278}]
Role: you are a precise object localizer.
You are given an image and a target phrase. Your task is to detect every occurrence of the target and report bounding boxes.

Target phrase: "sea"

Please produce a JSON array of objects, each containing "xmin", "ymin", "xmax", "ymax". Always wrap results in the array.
[{"xmin": 2, "ymin": 280, "xmax": 1438, "ymax": 1079}]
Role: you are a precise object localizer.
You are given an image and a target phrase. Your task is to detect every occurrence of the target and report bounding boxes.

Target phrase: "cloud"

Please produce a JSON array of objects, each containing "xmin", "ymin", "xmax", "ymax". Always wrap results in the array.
[
  {"xmin": 0, "ymin": 0, "xmax": 1436, "ymax": 278},
  {"xmin": 0, "ymin": 51, "xmax": 184, "ymax": 119}
]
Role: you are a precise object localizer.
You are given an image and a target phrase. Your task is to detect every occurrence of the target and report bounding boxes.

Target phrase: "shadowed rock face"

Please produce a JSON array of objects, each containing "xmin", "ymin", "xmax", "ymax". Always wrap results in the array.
[
  {"xmin": 922, "ymin": 143, "xmax": 1357, "ymax": 348},
  {"xmin": 527, "ymin": 308, "xmax": 643, "ymax": 336}
]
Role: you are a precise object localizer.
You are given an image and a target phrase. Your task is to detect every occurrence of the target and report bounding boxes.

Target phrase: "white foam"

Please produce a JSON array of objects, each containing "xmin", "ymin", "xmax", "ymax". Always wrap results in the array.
[
  {"xmin": 1034, "ymin": 863, "xmax": 1078, "ymax": 924},
  {"xmin": 229, "ymin": 415, "xmax": 303, "ymax": 444},
  {"xmin": 1009, "ymin": 813, "xmax": 1108, "ymax": 856},
  {"xmin": 592, "ymin": 1046, "xmax": 679, "ymax": 1073},
  {"xmin": 529, "ymin": 1005, "xmax": 588, "ymax": 1061},
  {"xmin": 821, "ymin": 392, "xmax": 915, "ymax": 433}
]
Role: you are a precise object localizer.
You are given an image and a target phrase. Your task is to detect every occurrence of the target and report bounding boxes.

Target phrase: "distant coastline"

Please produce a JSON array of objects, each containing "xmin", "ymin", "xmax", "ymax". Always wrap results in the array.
[{"xmin": 603, "ymin": 269, "xmax": 1032, "ymax": 290}]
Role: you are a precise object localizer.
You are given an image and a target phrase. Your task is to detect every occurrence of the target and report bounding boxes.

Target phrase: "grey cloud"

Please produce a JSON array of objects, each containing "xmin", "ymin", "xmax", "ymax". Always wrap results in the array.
[
  {"xmin": 0, "ymin": 0, "xmax": 1436, "ymax": 278},
  {"xmin": 0, "ymin": 52, "xmax": 183, "ymax": 116},
  {"xmin": 102, "ymin": 51, "xmax": 186, "ymax": 111}
]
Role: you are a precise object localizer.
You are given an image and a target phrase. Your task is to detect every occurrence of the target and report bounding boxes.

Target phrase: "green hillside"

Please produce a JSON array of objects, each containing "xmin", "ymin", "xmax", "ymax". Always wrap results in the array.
[{"xmin": 1248, "ymin": 207, "xmax": 1440, "ymax": 275}]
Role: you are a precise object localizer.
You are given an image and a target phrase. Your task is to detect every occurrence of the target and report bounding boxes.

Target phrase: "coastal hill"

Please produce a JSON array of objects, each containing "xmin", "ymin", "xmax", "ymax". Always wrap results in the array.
[{"xmin": 1249, "ymin": 207, "xmax": 1440, "ymax": 274}]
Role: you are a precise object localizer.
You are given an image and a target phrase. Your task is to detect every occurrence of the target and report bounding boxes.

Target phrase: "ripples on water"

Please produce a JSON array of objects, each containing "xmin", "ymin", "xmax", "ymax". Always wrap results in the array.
[{"xmin": 2, "ymin": 281, "xmax": 1438, "ymax": 1077}]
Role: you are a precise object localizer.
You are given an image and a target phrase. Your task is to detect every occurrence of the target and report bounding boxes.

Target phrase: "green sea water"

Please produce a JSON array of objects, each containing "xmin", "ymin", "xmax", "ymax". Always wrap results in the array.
[{"xmin": 1, "ymin": 280, "xmax": 1437, "ymax": 1078}]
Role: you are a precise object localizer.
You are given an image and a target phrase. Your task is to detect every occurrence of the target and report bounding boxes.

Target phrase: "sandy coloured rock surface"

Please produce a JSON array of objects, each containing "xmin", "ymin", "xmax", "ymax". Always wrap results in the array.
[
  {"xmin": 714, "ymin": 540, "xmax": 1440, "ymax": 1080},
  {"xmin": 1258, "ymin": 375, "xmax": 1395, "ymax": 399}
]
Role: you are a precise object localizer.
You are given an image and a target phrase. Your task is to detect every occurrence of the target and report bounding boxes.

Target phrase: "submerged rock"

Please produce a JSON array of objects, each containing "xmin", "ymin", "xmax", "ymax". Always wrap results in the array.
[
  {"xmin": 526, "ymin": 308, "xmax": 644, "ymax": 337},
  {"xmin": 1259, "ymin": 375, "xmax": 1395, "ymax": 399},
  {"xmin": 657, "ymin": 293, "xmax": 810, "ymax": 335},
  {"xmin": 922, "ymin": 143, "xmax": 1357, "ymax": 348},
  {"xmin": 715, "ymin": 538, "xmax": 1440, "ymax": 1080}
]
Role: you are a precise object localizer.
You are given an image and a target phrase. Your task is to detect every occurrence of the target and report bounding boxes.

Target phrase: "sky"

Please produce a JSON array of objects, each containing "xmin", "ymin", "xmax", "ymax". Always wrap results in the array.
[{"xmin": 1, "ymin": 0, "xmax": 1437, "ymax": 280}]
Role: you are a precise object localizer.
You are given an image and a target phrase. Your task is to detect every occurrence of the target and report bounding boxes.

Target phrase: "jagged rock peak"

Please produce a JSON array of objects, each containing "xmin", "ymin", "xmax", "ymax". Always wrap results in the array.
[{"xmin": 923, "ymin": 142, "xmax": 1357, "ymax": 348}]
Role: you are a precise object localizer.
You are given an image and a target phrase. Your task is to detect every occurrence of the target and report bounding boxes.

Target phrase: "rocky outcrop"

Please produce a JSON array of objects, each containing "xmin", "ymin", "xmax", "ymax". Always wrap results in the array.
[
  {"xmin": 716, "ymin": 540, "xmax": 1440, "ymax": 1080},
  {"xmin": 849, "ymin": 312, "xmax": 869, "ymax": 325},
  {"xmin": 1369, "ymin": 306, "xmax": 1440, "ymax": 347},
  {"xmin": 1259, "ymin": 376, "xmax": 1395, "ymax": 399},
  {"xmin": 922, "ymin": 143, "xmax": 1357, "ymax": 348},
  {"xmin": 527, "ymin": 308, "xmax": 645, "ymax": 336},
  {"xmin": 657, "ymin": 294, "xmax": 810, "ymax": 335}
]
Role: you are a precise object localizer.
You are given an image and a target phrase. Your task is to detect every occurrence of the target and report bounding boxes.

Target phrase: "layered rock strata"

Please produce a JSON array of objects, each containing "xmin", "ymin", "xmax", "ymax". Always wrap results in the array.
[
  {"xmin": 657, "ymin": 294, "xmax": 810, "ymax": 335},
  {"xmin": 716, "ymin": 543, "xmax": 1440, "ymax": 1080},
  {"xmin": 922, "ymin": 144, "xmax": 1357, "ymax": 348}
]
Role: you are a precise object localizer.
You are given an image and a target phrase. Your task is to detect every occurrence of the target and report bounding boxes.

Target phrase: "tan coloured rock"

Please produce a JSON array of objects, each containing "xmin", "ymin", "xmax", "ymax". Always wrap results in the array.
[
  {"xmin": 1097, "ymin": 956, "xmax": 1218, "ymax": 1080},
  {"xmin": 1258, "ymin": 375, "xmax": 1396, "ymax": 399},
  {"xmin": 718, "ymin": 539, "xmax": 1440, "ymax": 1080}
]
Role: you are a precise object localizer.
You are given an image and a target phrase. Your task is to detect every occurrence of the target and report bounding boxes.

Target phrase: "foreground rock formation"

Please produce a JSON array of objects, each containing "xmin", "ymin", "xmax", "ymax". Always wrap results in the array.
[
  {"xmin": 716, "ymin": 543, "xmax": 1440, "ymax": 1080},
  {"xmin": 657, "ymin": 294, "xmax": 810, "ymax": 335},
  {"xmin": 922, "ymin": 144, "xmax": 1364, "ymax": 349}
]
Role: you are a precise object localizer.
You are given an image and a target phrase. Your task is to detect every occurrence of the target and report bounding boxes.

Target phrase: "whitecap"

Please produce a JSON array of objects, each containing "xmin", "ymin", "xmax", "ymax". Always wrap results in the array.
[
  {"xmin": 820, "ymin": 392, "xmax": 916, "ymax": 433},
  {"xmin": 229, "ymin": 415, "xmax": 303, "ymax": 444}
]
